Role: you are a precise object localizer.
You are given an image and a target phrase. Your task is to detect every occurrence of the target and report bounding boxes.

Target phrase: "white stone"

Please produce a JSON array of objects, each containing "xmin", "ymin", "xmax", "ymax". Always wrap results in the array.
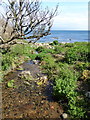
[{"xmin": 62, "ymin": 113, "xmax": 68, "ymax": 119}]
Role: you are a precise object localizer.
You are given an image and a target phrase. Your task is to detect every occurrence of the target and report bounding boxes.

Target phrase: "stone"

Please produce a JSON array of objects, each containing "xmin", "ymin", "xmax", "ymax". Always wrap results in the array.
[
  {"xmin": 62, "ymin": 113, "xmax": 68, "ymax": 119},
  {"xmin": 24, "ymin": 81, "xmax": 31, "ymax": 86},
  {"xmin": 39, "ymin": 76, "xmax": 48, "ymax": 84},
  {"xmin": 33, "ymin": 60, "xmax": 39, "ymax": 64},
  {"xmin": 16, "ymin": 66, "xmax": 24, "ymax": 70},
  {"xmin": 18, "ymin": 70, "xmax": 33, "ymax": 80},
  {"xmin": 39, "ymin": 61, "xmax": 46, "ymax": 66},
  {"xmin": 81, "ymin": 70, "xmax": 90, "ymax": 80},
  {"xmin": 85, "ymin": 91, "xmax": 90, "ymax": 98},
  {"xmin": 37, "ymin": 76, "xmax": 48, "ymax": 86},
  {"xmin": 53, "ymin": 54, "xmax": 65, "ymax": 59}
]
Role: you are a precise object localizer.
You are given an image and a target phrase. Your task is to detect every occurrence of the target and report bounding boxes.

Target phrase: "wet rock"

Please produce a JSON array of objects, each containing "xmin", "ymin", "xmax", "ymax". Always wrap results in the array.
[
  {"xmin": 18, "ymin": 70, "xmax": 33, "ymax": 80},
  {"xmin": 37, "ymin": 76, "xmax": 48, "ymax": 85},
  {"xmin": 33, "ymin": 60, "xmax": 39, "ymax": 64}
]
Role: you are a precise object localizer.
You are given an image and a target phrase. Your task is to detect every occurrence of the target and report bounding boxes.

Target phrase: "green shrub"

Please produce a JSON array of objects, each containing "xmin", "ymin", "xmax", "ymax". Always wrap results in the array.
[
  {"xmin": 75, "ymin": 62, "xmax": 89, "ymax": 71},
  {"xmin": 28, "ymin": 53, "xmax": 37, "ymax": 60},
  {"xmin": 2, "ymin": 53, "xmax": 13, "ymax": 71},
  {"xmin": 53, "ymin": 40, "xmax": 59, "ymax": 45},
  {"xmin": 35, "ymin": 52, "xmax": 47, "ymax": 61},
  {"xmin": 44, "ymin": 54, "xmax": 55, "ymax": 67},
  {"xmin": 1, "ymin": 44, "xmax": 35, "ymax": 71},
  {"xmin": 53, "ymin": 65, "xmax": 85, "ymax": 118},
  {"xmin": 44, "ymin": 48, "xmax": 55, "ymax": 54},
  {"xmin": 64, "ymin": 43, "xmax": 74, "ymax": 47},
  {"xmin": 36, "ymin": 46, "xmax": 45, "ymax": 53},
  {"xmin": 54, "ymin": 46, "xmax": 67, "ymax": 54},
  {"xmin": 49, "ymin": 40, "xmax": 59, "ymax": 45},
  {"xmin": 65, "ymin": 45, "xmax": 88, "ymax": 63}
]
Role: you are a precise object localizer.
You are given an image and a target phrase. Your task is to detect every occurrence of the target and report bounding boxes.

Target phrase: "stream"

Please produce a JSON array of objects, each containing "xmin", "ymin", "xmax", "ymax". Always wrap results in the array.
[{"xmin": 2, "ymin": 59, "xmax": 63, "ymax": 119}]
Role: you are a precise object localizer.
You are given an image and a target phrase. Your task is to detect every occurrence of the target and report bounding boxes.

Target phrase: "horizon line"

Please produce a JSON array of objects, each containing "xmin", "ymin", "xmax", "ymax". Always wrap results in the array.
[{"xmin": 51, "ymin": 29, "xmax": 88, "ymax": 31}]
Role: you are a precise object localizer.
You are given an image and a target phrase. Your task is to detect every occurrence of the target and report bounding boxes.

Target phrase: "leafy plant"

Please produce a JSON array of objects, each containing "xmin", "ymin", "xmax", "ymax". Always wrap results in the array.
[
  {"xmin": 54, "ymin": 46, "xmax": 67, "ymax": 54},
  {"xmin": 75, "ymin": 62, "xmax": 89, "ymax": 71},
  {"xmin": 53, "ymin": 64, "xmax": 86, "ymax": 118},
  {"xmin": 65, "ymin": 45, "xmax": 88, "ymax": 63},
  {"xmin": 64, "ymin": 43, "xmax": 74, "ymax": 47},
  {"xmin": 7, "ymin": 79, "xmax": 15, "ymax": 88},
  {"xmin": 36, "ymin": 46, "xmax": 45, "ymax": 53}
]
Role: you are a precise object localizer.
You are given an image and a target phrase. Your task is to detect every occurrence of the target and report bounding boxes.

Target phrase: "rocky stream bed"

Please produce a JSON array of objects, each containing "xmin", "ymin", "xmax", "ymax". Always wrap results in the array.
[{"xmin": 2, "ymin": 60, "xmax": 65, "ymax": 119}]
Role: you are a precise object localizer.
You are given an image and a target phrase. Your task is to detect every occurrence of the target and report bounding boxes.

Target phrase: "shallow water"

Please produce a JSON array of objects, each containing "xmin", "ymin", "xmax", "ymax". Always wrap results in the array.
[{"xmin": 2, "ymin": 60, "xmax": 63, "ymax": 119}]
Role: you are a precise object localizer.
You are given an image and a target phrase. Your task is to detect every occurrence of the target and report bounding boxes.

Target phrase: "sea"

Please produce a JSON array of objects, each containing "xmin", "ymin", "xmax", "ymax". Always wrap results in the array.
[{"xmin": 38, "ymin": 30, "xmax": 89, "ymax": 43}]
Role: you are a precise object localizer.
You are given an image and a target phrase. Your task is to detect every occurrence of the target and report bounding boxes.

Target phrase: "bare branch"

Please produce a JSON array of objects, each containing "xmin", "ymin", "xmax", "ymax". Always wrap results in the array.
[{"xmin": 0, "ymin": 0, "xmax": 58, "ymax": 45}]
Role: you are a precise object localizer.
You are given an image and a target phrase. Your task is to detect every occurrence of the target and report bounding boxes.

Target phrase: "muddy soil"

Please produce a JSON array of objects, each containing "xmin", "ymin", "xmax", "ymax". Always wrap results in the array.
[{"xmin": 2, "ymin": 60, "xmax": 64, "ymax": 119}]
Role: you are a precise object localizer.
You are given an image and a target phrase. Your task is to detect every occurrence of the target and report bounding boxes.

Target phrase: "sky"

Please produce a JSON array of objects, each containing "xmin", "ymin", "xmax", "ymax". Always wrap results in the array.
[
  {"xmin": 42, "ymin": 0, "xmax": 89, "ymax": 30},
  {"xmin": 0, "ymin": 0, "xmax": 89, "ymax": 30}
]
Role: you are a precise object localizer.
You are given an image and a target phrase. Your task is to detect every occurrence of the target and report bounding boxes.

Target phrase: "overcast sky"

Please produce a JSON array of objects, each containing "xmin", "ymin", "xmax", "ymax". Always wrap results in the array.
[{"xmin": 42, "ymin": 0, "xmax": 88, "ymax": 30}]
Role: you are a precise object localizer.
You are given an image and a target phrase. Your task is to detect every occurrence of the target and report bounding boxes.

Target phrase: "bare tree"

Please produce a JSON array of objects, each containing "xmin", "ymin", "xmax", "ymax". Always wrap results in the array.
[{"xmin": 0, "ymin": 0, "xmax": 58, "ymax": 45}]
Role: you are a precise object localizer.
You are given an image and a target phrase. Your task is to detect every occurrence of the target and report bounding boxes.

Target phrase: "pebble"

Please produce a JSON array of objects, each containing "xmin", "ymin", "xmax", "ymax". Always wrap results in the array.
[
  {"xmin": 62, "ymin": 113, "xmax": 68, "ymax": 119},
  {"xmin": 41, "ymin": 101, "xmax": 44, "ymax": 104}
]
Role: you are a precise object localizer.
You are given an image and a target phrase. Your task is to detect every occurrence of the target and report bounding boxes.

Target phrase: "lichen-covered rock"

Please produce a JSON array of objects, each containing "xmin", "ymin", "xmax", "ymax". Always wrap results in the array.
[
  {"xmin": 81, "ymin": 70, "xmax": 90, "ymax": 80},
  {"xmin": 37, "ymin": 76, "xmax": 48, "ymax": 86}
]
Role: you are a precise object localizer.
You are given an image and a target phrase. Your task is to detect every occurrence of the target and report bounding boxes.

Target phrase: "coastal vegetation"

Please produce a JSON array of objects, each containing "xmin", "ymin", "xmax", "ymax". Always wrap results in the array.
[
  {"xmin": 1, "ymin": 41, "xmax": 90, "ymax": 119},
  {"xmin": 0, "ymin": 0, "xmax": 90, "ymax": 119}
]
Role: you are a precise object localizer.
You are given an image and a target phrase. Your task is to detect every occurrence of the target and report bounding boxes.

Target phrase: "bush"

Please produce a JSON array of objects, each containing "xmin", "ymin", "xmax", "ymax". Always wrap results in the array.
[
  {"xmin": 49, "ymin": 40, "xmax": 59, "ymax": 45},
  {"xmin": 54, "ymin": 46, "xmax": 67, "ymax": 54},
  {"xmin": 1, "ymin": 44, "xmax": 35, "ymax": 71},
  {"xmin": 2, "ymin": 53, "xmax": 14, "ymax": 71},
  {"xmin": 65, "ymin": 45, "xmax": 88, "ymax": 63},
  {"xmin": 36, "ymin": 46, "xmax": 45, "ymax": 53},
  {"xmin": 53, "ymin": 65, "xmax": 86, "ymax": 118},
  {"xmin": 53, "ymin": 40, "xmax": 59, "ymax": 45},
  {"xmin": 36, "ymin": 46, "xmax": 54, "ymax": 54},
  {"xmin": 64, "ymin": 43, "xmax": 74, "ymax": 47},
  {"xmin": 75, "ymin": 62, "xmax": 89, "ymax": 71},
  {"xmin": 35, "ymin": 52, "xmax": 47, "ymax": 61}
]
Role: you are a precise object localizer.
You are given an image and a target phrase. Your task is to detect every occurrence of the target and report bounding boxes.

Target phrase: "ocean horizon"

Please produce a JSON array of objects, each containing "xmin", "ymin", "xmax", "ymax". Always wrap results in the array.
[{"xmin": 38, "ymin": 30, "xmax": 89, "ymax": 43}]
